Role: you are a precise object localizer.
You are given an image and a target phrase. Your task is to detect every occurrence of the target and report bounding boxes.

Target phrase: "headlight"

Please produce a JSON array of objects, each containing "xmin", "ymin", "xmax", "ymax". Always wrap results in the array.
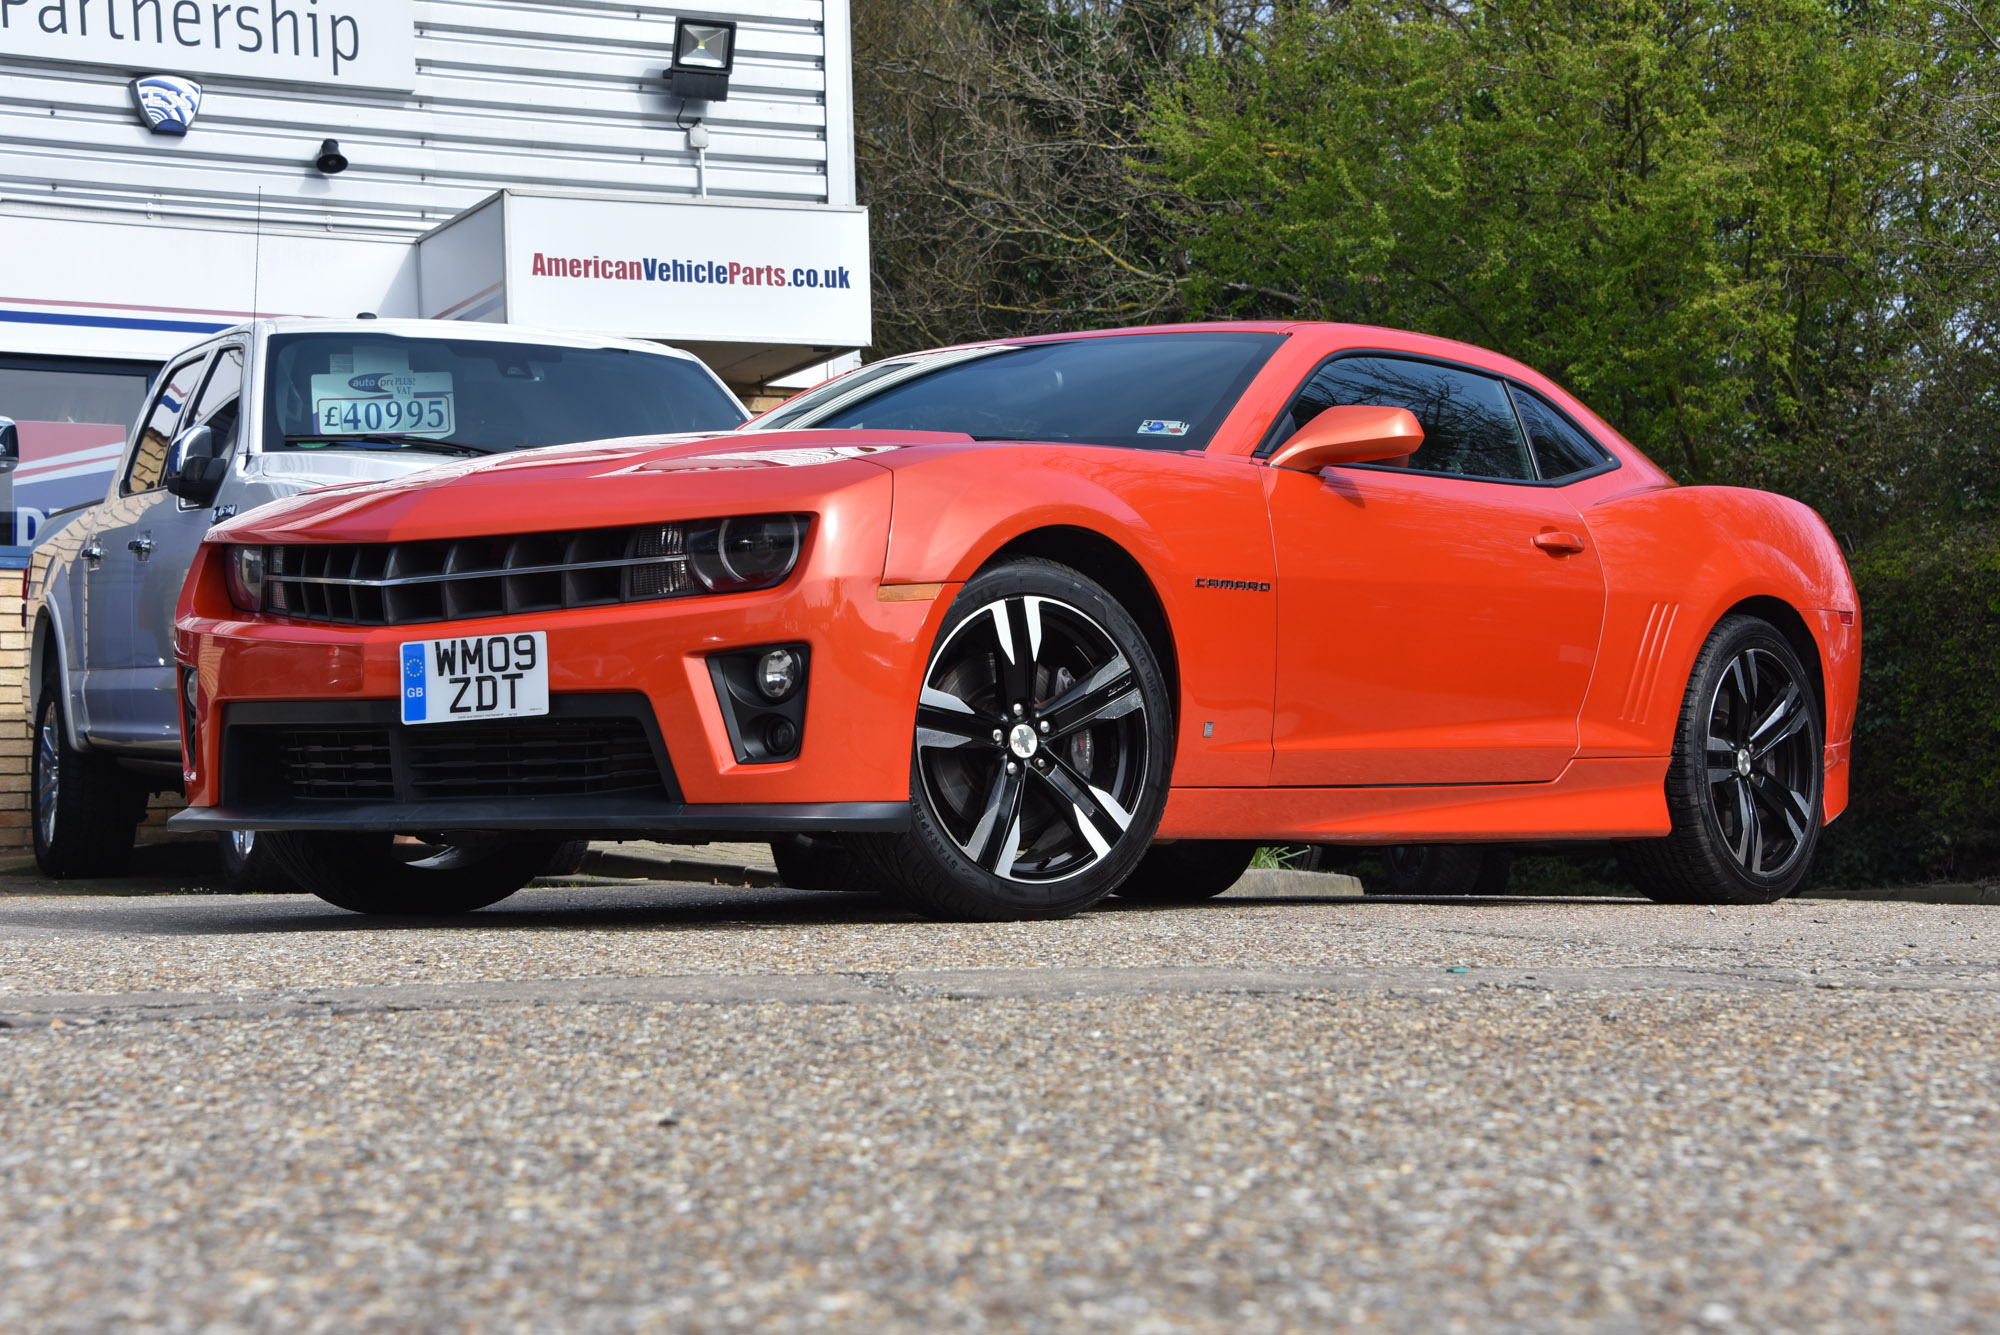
[
  {"xmin": 225, "ymin": 545, "xmax": 266, "ymax": 611},
  {"xmin": 688, "ymin": 515, "xmax": 805, "ymax": 594}
]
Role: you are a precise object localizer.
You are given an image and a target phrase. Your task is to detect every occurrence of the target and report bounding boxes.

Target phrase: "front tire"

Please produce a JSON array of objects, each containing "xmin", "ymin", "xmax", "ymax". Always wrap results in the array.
[
  {"xmin": 262, "ymin": 831, "xmax": 559, "ymax": 914},
  {"xmin": 852, "ymin": 559, "xmax": 1173, "ymax": 921},
  {"xmin": 1620, "ymin": 615, "xmax": 1823, "ymax": 904},
  {"xmin": 32, "ymin": 686, "xmax": 147, "ymax": 878}
]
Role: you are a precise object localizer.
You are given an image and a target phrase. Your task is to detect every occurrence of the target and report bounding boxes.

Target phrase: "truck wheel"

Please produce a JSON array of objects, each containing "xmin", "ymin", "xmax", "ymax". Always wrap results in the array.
[
  {"xmin": 262, "ymin": 831, "xmax": 558, "ymax": 914},
  {"xmin": 216, "ymin": 830, "xmax": 299, "ymax": 894},
  {"xmin": 32, "ymin": 687, "xmax": 147, "ymax": 878}
]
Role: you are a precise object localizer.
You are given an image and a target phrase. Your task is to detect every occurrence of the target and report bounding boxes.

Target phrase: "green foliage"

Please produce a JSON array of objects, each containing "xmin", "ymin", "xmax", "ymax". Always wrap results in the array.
[
  {"xmin": 1822, "ymin": 522, "xmax": 2000, "ymax": 882},
  {"xmin": 1146, "ymin": 0, "xmax": 1909, "ymax": 492}
]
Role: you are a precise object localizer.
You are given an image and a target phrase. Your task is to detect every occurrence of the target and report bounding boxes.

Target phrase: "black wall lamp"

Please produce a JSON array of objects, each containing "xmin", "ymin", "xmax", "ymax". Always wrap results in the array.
[
  {"xmin": 667, "ymin": 17, "xmax": 736, "ymax": 102},
  {"xmin": 314, "ymin": 138, "xmax": 349, "ymax": 175}
]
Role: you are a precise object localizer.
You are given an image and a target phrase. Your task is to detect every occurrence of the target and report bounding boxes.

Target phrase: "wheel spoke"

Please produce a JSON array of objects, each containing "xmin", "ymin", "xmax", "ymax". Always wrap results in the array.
[
  {"xmin": 1751, "ymin": 772, "xmax": 1813, "ymax": 840},
  {"xmin": 961, "ymin": 762, "xmax": 1027, "ymax": 875},
  {"xmin": 1742, "ymin": 777, "xmax": 1766, "ymax": 873},
  {"xmin": 1033, "ymin": 758, "xmax": 1132, "ymax": 861},
  {"xmin": 915, "ymin": 685, "xmax": 997, "ymax": 751},
  {"xmin": 1039, "ymin": 654, "xmax": 1137, "ymax": 738},
  {"xmin": 1750, "ymin": 685, "xmax": 1810, "ymax": 758},
  {"xmin": 1728, "ymin": 777, "xmax": 1755, "ymax": 866},
  {"xmin": 988, "ymin": 598, "xmax": 1039, "ymax": 711}
]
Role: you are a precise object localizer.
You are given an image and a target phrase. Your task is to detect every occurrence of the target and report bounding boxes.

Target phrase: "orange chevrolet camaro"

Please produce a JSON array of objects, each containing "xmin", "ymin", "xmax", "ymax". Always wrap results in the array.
[{"xmin": 171, "ymin": 323, "xmax": 1860, "ymax": 920}]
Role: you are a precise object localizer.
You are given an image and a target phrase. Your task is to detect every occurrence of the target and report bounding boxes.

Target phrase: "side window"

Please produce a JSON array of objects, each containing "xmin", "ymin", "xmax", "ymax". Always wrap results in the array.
[
  {"xmin": 1510, "ymin": 385, "xmax": 1610, "ymax": 480},
  {"xmin": 126, "ymin": 353, "xmax": 209, "ymax": 494},
  {"xmin": 1277, "ymin": 356, "xmax": 1536, "ymax": 482},
  {"xmin": 187, "ymin": 346, "xmax": 245, "ymax": 455}
]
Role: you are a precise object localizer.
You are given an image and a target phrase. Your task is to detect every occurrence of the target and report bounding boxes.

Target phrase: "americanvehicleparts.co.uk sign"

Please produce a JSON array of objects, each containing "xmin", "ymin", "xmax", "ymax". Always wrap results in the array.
[{"xmin": 1, "ymin": 0, "xmax": 415, "ymax": 89}]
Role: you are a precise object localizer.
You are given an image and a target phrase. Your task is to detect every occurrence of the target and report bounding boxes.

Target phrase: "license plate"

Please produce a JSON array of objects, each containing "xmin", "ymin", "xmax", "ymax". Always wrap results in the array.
[{"xmin": 400, "ymin": 632, "xmax": 549, "ymax": 725}]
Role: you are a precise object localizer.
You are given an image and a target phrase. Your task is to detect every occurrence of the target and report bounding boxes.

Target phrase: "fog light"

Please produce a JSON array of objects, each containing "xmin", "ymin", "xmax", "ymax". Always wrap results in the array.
[{"xmin": 756, "ymin": 647, "xmax": 799, "ymax": 700}]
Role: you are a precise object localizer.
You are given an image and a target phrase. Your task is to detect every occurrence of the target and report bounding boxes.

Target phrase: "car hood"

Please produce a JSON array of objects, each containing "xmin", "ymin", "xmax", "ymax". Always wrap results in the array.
[{"xmin": 208, "ymin": 430, "xmax": 975, "ymax": 545}]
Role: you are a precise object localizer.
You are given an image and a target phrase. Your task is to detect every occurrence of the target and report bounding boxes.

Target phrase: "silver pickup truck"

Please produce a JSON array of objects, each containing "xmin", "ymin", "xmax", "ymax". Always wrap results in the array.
[{"xmin": 24, "ymin": 317, "xmax": 747, "ymax": 882}]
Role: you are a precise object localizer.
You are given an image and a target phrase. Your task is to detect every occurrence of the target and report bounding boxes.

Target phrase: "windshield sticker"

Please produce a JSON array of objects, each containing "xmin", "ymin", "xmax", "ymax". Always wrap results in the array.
[
  {"xmin": 1137, "ymin": 419, "xmax": 1191, "ymax": 437},
  {"xmin": 309, "ymin": 349, "xmax": 455, "ymax": 439}
]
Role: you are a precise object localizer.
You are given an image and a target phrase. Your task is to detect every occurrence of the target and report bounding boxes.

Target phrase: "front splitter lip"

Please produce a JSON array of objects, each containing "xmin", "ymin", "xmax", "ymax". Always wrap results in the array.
[{"xmin": 170, "ymin": 798, "xmax": 911, "ymax": 838}]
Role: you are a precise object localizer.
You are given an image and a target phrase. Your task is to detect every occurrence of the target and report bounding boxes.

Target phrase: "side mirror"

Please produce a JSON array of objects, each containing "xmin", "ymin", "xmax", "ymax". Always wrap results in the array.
[
  {"xmin": 1268, "ymin": 405, "xmax": 1424, "ymax": 473},
  {"xmin": 164, "ymin": 425, "xmax": 226, "ymax": 504},
  {"xmin": 0, "ymin": 418, "xmax": 17, "ymax": 475}
]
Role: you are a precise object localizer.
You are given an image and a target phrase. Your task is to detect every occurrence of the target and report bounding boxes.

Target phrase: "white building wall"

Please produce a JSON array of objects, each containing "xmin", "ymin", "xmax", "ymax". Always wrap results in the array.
[{"xmin": 1, "ymin": 0, "xmax": 853, "ymax": 242}]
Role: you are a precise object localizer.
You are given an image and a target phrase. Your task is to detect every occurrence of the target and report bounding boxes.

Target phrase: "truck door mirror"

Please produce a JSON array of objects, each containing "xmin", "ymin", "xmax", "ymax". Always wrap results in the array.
[
  {"xmin": 0, "ymin": 418, "xmax": 17, "ymax": 475},
  {"xmin": 164, "ymin": 425, "xmax": 226, "ymax": 504}
]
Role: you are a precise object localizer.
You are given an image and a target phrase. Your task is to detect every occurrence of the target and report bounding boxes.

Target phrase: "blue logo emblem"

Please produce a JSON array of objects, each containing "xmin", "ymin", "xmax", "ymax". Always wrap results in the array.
[
  {"xmin": 131, "ymin": 76, "xmax": 202, "ymax": 136},
  {"xmin": 349, "ymin": 373, "xmax": 393, "ymax": 392}
]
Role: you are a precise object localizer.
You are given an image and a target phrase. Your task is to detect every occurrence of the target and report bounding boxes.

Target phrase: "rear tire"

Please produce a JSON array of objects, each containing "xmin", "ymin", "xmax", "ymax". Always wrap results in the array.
[
  {"xmin": 1619, "ymin": 615, "xmax": 1823, "ymax": 905},
  {"xmin": 217, "ymin": 830, "xmax": 298, "ymax": 894},
  {"xmin": 263, "ymin": 831, "xmax": 558, "ymax": 914},
  {"xmin": 31, "ymin": 686, "xmax": 147, "ymax": 878},
  {"xmin": 1367, "ymin": 845, "xmax": 1513, "ymax": 896},
  {"xmin": 851, "ymin": 558, "xmax": 1173, "ymax": 921},
  {"xmin": 1112, "ymin": 841, "xmax": 1256, "ymax": 903},
  {"xmin": 537, "ymin": 840, "xmax": 591, "ymax": 879}
]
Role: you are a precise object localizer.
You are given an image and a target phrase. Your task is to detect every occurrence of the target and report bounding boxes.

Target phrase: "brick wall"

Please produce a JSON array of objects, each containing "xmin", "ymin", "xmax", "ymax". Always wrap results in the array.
[{"xmin": 0, "ymin": 580, "xmax": 31, "ymax": 855}]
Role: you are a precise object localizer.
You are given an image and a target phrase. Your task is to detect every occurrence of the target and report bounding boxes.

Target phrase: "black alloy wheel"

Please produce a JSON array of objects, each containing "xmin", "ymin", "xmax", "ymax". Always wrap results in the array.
[
  {"xmin": 1621, "ymin": 615, "xmax": 1824, "ymax": 904},
  {"xmin": 852, "ymin": 559, "xmax": 1172, "ymax": 920}
]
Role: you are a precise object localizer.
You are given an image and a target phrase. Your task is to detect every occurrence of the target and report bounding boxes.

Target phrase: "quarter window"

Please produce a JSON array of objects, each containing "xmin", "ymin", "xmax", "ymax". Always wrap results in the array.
[
  {"xmin": 126, "ymin": 353, "xmax": 208, "ymax": 494},
  {"xmin": 187, "ymin": 347, "xmax": 246, "ymax": 455},
  {"xmin": 1276, "ymin": 356, "xmax": 1535, "ymax": 482},
  {"xmin": 1509, "ymin": 385, "xmax": 1610, "ymax": 479}
]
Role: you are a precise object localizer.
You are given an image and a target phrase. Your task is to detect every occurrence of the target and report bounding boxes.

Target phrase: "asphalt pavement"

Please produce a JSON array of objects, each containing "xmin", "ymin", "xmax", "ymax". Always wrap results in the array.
[{"xmin": 4, "ymin": 879, "xmax": 1998, "ymax": 1332}]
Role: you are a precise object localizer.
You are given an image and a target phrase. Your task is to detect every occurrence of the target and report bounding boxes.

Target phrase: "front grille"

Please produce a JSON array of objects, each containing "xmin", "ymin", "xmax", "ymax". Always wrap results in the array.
[
  {"xmin": 405, "ymin": 716, "xmax": 660, "ymax": 799},
  {"xmin": 223, "ymin": 696, "xmax": 678, "ymax": 806},
  {"xmin": 280, "ymin": 727, "xmax": 395, "ymax": 800},
  {"xmin": 261, "ymin": 523, "xmax": 700, "ymax": 626}
]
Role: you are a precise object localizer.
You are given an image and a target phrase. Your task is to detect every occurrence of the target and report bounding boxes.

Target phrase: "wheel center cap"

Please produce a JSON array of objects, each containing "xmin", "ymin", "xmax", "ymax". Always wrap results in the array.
[
  {"xmin": 1735, "ymin": 747, "xmax": 1753, "ymax": 778},
  {"xmin": 1008, "ymin": 723, "xmax": 1040, "ymax": 760}
]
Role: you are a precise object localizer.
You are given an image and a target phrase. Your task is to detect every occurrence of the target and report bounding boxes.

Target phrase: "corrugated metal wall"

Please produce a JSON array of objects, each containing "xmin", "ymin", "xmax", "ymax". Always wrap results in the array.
[{"xmin": 0, "ymin": 0, "xmax": 851, "ymax": 238}]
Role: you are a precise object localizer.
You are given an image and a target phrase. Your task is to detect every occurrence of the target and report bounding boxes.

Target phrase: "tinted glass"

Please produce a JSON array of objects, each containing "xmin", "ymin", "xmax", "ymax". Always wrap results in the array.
[
  {"xmin": 1280, "ymin": 356, "xmax": 1534, "ymax": 481},
  {"xmin": 1510, "ymin": 385, "xmax": 1609, "ymax": 479},
  {"xmin": 128, "ymin": 354, "xmax": 209, "ymax": 493},
  {"xmin": 263, "ymin": 335, "xmax": 746, "ymax": 454},
  {"xmin": 802, "ymin": 333, "xmax": 1286, "ymax": 450},
  {"xmin": 189, "ymin": 347, "xmax": 245, "ymax": 454},
  {"xmin": 758, "ymin": 358, "xmax": 915, "ymax": 428}
]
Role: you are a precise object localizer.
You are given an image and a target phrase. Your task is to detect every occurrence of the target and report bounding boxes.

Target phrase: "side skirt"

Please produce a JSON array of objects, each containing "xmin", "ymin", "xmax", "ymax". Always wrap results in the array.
[{"xmin": 1157, "ymin": 757, "xmax": 1671, "ymax": 844}]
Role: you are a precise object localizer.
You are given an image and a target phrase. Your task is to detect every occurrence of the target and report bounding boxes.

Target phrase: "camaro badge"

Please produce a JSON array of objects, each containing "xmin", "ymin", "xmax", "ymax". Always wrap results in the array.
[{"xmin": 132, "ymin": 76, "xmax": 203, "ymax": 136}]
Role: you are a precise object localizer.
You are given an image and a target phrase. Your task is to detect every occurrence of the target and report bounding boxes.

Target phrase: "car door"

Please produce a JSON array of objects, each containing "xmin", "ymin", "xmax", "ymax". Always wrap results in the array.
[
  {"xmin": 1265, "ymin": 354, "xmax": 1607, "ymax": 785},
  {"xmin": 83, "ymin": 348, "xmax": 211, "ymax": 750}
]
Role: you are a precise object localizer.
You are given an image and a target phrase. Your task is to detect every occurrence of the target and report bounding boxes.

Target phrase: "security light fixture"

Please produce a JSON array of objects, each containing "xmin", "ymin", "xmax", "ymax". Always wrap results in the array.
[
  {"xmin": 314, "ymin": 138, "xmax": 349, "ymax": 175},
  {"xmin": 667, "ymin": 17, "xmax": 737, "ymax": 102}
]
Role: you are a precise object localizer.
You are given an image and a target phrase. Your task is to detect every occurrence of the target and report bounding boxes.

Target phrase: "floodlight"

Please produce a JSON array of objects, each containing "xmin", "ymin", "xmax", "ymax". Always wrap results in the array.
[{"xmin": 668, "ymin": 17, "xmax": 737, "ymax": 102}]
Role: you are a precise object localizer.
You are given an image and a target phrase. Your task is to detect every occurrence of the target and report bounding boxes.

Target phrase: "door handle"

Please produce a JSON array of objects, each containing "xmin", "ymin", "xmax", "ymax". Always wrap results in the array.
[
  {"xmin": 127, "ymin": 536, "xmax": 155, "ymax": 559},
  {"xmin": 1532, "ymin": 531, "xmax": 1586, "ymax": 555},
  {"xmin": 82, "ymin": 543, "xmax": 105, "ymax": 563}
]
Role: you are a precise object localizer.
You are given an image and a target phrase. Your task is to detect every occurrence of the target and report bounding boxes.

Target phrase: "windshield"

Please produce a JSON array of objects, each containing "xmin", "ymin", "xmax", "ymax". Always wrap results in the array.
[
  {"xmin": 778, "ymin": 332, "xmax": 1286, "ymax": 450},
  {"xmin": 263, "ymin": 334, "xmax": 746, "ymax": 453}
]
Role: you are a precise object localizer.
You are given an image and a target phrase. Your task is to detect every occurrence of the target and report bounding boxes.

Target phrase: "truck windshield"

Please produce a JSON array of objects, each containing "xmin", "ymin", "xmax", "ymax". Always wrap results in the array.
[
  {"xmin": 263, "ymin": 334, "xmax": 746, "ymax": 453},
  {"xmin": 765, "ymin": 331, "xmax": 1286, "ymax": 451}
]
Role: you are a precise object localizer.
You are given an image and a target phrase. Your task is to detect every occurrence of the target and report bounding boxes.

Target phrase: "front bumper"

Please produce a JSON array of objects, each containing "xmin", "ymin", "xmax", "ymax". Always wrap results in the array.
[{"xmin": 173, "ymin": 476, "xmax": 958, "ymax": 834}]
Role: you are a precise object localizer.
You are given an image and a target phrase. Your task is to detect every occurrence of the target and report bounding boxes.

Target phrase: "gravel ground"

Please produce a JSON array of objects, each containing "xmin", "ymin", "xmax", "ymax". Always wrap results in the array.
[{"xmin": 4, "ymin": 885, "xmax": 1999, "ymax": 1331}]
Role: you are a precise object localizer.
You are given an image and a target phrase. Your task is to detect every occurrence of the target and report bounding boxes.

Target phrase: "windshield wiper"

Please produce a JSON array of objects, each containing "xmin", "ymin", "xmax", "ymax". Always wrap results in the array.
[{"xmin": 282, "ymin": 433, "xmax": 491, "ymax": 455}]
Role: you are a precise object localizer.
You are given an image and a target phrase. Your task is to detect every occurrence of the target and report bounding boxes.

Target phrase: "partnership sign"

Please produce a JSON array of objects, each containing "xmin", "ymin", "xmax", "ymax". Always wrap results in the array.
[{"xmin": 0, "ymin": 0, "xmax": 415, "ymax": 89}]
